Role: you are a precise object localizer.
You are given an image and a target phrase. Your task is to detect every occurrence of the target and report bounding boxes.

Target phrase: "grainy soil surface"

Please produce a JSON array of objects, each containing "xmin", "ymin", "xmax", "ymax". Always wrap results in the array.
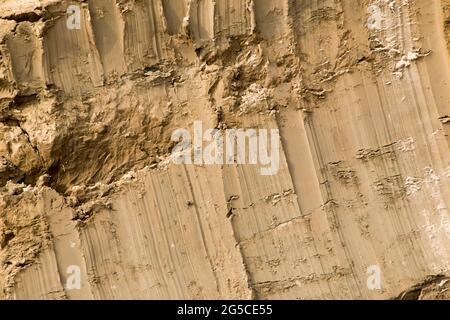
[{"xmin": 0, "ymin": 0, "xmax": 449, "ymax": 299}]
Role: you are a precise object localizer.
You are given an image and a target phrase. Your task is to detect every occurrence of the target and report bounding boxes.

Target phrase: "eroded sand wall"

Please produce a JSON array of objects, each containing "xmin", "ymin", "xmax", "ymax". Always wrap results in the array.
[{"xmin": 0, "ymin": 0, "xmax": 449, "ymax": 299}]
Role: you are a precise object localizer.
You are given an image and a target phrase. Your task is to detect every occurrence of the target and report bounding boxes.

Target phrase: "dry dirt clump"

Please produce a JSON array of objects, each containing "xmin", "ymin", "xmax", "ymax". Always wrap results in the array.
[{"xmin": 0, "ymin": 0, "xmax": 449, "ymax": 300}]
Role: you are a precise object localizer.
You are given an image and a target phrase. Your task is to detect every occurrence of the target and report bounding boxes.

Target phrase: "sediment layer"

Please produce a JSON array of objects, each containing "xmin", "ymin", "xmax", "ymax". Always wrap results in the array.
[{"xmin": 0, "ymin": 0, "xmax": 449, "ymax": 299}]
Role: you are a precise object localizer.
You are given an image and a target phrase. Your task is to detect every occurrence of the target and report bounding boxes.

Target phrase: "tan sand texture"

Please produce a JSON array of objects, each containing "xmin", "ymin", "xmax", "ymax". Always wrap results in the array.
[{"xmin": 0, "ymin": 0, "xmax": 449, "ymax": 299}]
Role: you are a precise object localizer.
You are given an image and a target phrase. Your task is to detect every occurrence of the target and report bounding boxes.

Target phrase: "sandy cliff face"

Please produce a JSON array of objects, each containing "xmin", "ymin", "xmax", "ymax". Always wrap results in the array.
[{"xmin": 0, "ymin": 0, "xmax": 449, "ymax": 300}]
